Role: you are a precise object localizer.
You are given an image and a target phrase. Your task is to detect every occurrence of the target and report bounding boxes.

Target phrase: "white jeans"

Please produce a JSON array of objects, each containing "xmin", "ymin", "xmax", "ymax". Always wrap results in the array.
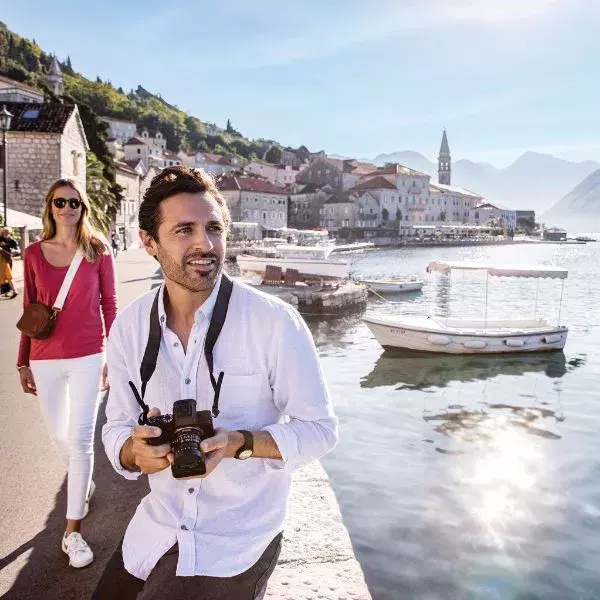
[{"xmin": 30, "ymin": 353, "xmax": 103, "ymax": 520}]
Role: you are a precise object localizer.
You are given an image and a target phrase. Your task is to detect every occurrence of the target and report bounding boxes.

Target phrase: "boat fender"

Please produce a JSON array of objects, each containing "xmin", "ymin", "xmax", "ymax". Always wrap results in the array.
[
  {"xmin": 463, "ymin": 340, "xmax": 487, "ymax": 349},
  {"xmin": 542, "ymin": 334, "xmax": 562, "ymax": 344},
  {"xmin": 427, "ymin": 335, "xmax": 451, "ymax": 346},
  {"xmin": 504, "ymin": 338, "xmax": 525, "ymax": 348}
]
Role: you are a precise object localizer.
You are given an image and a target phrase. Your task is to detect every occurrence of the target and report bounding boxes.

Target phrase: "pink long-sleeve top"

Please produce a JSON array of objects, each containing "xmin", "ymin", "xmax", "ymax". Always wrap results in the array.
[{"xmin": 17, "ymin": 241, "xmax": 118, "ymax": 367}]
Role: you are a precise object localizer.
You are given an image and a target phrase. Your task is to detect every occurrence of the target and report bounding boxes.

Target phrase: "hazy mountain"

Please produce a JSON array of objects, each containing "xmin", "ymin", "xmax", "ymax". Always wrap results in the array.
[
  {"xmin": 371, "ymin": 150, "xmax": 599, "ymax": 213},
  {"xmin": 544, "ymin": 169, "xmax": 600, "ymax": 229}
]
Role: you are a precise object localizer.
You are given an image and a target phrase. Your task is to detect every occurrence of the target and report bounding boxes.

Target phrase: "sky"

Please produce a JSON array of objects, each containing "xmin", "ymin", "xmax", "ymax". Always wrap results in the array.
[{"xmin": 3, "ymin": 0, "xmax": 600, "ymax": 167}]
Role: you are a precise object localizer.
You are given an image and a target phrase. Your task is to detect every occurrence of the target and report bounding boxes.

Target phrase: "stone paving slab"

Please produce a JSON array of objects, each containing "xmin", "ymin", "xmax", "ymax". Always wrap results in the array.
[{"xmin": 269, "ymin": 462, "xmax": 371, "ymax": 599}]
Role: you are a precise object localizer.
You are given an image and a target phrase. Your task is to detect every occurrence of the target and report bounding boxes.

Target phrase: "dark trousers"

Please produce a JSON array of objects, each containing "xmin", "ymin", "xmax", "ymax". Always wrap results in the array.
[{"xmin": 91, "ymin": 532, "xmax": 282, "ymax": 600}]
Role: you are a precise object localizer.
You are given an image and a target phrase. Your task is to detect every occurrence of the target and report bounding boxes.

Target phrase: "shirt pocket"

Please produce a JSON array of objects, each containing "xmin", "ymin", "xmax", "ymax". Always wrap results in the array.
[{"xmin": 217, "ymin": 372, "xmax": 273, "ymax": 429}]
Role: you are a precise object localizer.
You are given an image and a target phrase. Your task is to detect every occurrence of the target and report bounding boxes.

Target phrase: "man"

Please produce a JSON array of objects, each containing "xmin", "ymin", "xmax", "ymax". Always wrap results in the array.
[{"xmin": 93, "ymin": 166, "xmax": 338, "ymax": 599}]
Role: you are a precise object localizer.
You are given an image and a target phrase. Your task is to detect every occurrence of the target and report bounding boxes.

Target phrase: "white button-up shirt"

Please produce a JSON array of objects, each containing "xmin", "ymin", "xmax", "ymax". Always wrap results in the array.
[{"xmin": 103, "ymin": 276, "xmax": 338, "ymax": 580}]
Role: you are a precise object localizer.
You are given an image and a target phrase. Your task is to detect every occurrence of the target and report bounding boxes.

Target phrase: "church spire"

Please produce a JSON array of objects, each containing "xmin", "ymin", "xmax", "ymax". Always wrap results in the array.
[
  {"xmin": 438, "ymin": 129, "xmax": 451, "ymax": 185},
  {"xmin": 48, "ymin": 56, "xmax": 63, "ymax": 97}
]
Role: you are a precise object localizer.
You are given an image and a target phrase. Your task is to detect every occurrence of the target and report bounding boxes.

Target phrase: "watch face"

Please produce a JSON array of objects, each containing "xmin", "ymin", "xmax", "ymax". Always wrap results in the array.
[{"xmin": 238, "ymin": 449, "xmax": 253, "ymax": 460}]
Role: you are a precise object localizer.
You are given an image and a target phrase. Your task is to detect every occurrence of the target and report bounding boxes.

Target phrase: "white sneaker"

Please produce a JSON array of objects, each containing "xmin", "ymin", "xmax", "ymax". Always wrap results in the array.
[
  {"xmin": 81, "ymin": 480, "xmax": 96, "ymax": 520},
  {"xmin": 62, "ymin": 532, "xmax": 94, "ymax": 568}
]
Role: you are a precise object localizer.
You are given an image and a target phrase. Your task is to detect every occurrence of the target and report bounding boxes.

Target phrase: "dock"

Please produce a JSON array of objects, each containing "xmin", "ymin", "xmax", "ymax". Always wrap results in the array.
[
  {"xmin": 267, "ymin": 461, "xmax": 372, "ymax": 600},
  {"xmin": 246, "ymin": 279, "xmax": 368, "ymax": 317}
]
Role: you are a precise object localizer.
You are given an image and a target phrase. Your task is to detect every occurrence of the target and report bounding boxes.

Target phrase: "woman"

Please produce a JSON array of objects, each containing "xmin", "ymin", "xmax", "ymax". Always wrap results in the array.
[
  {"xmin": 17, "ymin": 179, "xmax": 117, "ymax": 569},
  {"xmin": 0, "ymin": 227, "xmax": 18, "ymax": 299}
]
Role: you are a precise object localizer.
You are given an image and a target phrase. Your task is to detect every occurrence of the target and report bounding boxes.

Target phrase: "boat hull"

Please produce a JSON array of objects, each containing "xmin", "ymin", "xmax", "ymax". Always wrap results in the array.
[
  {"xmin": 363, "ymin": 316, "xmax": 568, "ymax": 354},
  {"xmin": 236, "ymin": 254, "xmax": 349, "ymax": 280},
  {"xmin": 359, "ymin": 280, "xmax": 424, "ymax": 293}
]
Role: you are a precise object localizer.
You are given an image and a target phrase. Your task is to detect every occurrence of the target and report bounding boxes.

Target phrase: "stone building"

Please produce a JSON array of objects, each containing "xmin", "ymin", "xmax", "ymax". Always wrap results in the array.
[
  {"xmin": 287, "ymin": 184, "xmax": 327, "ymax": 229},
  {"xmin": 101, "ymin": 116, "xmax": 137, "ymax": 142},
  {"xmin": 219, "ymin": 174, "xmax": 288, "ymax": 229},
  {"xmin": 0, "ymin": 75, "xmax": 44, "ymax": 103},
  {"xmin": 0, "ymin": 101, "xmax": 88, "ymax": 219}
]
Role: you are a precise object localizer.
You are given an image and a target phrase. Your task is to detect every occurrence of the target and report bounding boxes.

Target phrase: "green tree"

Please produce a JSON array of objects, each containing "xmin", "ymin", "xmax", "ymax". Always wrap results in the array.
[
  {"xmin": 396, "ymin": 208, "xmax": 402, "ymax": 221},
  {"xmin": 265, "ymin": 145, "xmax": 282, "ymax": 164},
  {"xmin": 86, "ymin": 151, "xmax": 119, "ymax": 233},
  {"xmin": 382, "ymin": 208, "xmax": 389, "ymax": 221}
]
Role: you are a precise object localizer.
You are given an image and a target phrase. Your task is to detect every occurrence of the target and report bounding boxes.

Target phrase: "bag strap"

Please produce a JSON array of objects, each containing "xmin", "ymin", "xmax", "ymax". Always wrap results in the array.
[
  {"xmin": 53, "ymin": 252, "xmax": 84, "ymax": 311},
  {"xmin": 130, "ymin": 274, "xmax": 234, "ymax": 423}
]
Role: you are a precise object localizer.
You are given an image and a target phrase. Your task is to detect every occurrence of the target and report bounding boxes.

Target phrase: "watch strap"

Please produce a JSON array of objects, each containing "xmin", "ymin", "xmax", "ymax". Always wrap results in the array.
[{"xmin": 234, "ymin": 430, "xmax": 253, "ymax": 459}]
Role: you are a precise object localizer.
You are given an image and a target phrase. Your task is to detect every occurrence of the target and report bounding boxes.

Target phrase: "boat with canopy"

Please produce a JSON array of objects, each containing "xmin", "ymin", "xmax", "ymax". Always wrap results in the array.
[{"xmin": 362, "ymin": 261, "xmax": 568, "ymax": 354}]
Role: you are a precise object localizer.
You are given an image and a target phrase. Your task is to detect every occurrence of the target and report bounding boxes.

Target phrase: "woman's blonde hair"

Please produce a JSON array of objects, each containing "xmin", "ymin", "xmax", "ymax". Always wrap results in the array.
[{"xmin": 41, "ymin": 179, "xmax": 107, "ymax": 262}]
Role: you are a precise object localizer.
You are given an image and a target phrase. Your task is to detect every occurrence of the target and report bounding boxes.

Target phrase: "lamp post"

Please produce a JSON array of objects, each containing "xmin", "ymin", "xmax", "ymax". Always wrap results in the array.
[{"xmin": 0, "ymin": 105, "xmax": 14, "ymax": 227}]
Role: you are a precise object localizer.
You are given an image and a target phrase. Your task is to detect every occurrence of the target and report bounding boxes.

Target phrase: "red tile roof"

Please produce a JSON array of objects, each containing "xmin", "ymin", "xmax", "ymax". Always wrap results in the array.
[
  {"xmin": 124, "ymin": 136, "xmax": 147, "ymax": 146},
  {"xmin": 0, "ymin": 75, "xmax": 42, "ymax": 95},
  {"xmin": 218, "ymin": 175, "xmax": 287, "ymax": 195},
  {"xmin": 349, "ymin": 176, "xmax": 397, "ymax": 192}
]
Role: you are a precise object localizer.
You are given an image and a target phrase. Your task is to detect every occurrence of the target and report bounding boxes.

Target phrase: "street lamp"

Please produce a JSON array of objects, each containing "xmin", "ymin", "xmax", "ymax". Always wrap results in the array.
[{"xmin": 0, "ymin": 104, "xmax": 13, "ymax": 227}]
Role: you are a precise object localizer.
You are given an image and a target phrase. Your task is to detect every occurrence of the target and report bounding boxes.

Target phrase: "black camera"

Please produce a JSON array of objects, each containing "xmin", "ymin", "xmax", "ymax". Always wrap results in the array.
[{"xmin": 144, "ymin": 400, "xmax": 215, "ymax": 479}]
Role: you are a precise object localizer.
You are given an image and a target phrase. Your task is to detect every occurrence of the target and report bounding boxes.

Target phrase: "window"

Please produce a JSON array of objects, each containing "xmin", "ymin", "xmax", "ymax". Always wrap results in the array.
[
  {"xmin": 137, "ymin": 148, "xmax": 141, "ymax": 154},
  {"xmin": 23, "ymin": 109, "xmax": 40, "ymax": 119}
]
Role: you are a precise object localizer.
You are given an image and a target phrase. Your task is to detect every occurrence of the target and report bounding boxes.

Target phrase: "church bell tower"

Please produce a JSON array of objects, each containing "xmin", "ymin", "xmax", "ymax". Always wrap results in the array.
[{"xmin": 438, "ymin": 130, "xmax": 451, "ymax": 185}]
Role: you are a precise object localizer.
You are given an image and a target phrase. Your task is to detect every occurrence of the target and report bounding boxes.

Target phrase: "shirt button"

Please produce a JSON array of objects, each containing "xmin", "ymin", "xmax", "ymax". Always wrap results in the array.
[
  {"xmin": 174, "ymin": 342, "xmax": 179, "ymax": 347},
  {"xmin": 180, "ymin": 524, "xmax": 188, "ymax": 531},
  {"xmin": 160, "ymin": 316, "xmax": 165, "ymax": 323},
  {"xmin": 184, "ymin": 378, "xmax": 191, "ymax": 384},
  {"xmin": 188, "ymin": 488, "xmax": 194, "ymax": 494}
]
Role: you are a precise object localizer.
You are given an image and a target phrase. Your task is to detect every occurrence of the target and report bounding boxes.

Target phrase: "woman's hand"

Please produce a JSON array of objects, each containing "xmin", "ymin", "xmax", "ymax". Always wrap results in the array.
[
  {"xmin": 101, "ymin": 363, "xmax": 110, "ymax": 391},
  {"xmin": 19, "ymin": 367, "xmax": 37, "ymax": 396}
]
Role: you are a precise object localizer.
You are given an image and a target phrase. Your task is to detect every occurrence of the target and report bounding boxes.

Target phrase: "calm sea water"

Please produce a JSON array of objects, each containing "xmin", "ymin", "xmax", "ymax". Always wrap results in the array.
[{"xmin": 308, "ymin": 242, "xmax": 600, "ymax": 600}]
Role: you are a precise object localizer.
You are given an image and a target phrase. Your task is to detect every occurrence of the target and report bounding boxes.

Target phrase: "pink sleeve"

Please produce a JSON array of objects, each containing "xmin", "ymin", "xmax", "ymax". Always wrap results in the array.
[
  {"xmin": 99, "ymin": 251, "xmax": 118, "ymax": 337},
  {"xmin": 17, "ymin": 247, "xmax": 37, "ymax": 367}
]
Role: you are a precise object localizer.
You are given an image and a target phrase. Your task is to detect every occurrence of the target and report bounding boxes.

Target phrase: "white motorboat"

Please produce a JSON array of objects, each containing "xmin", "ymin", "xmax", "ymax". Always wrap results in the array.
[
  {"xmin": 236, "ymin": 254, "xmax": 349, "ymax": 280},
  {"xmin": 363, "ymin": 261, "xmax": 569, "ymax": 354},
  {"xmin": 358, "ymin": 278, "xmax": 424, "ymax": 293}
]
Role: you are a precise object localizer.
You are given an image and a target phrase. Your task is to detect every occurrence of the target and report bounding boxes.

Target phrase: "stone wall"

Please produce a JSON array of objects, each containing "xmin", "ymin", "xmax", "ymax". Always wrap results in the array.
[
  {"xmin": 1, "ymin": 132, "xmax": 61, "ymax": 218},
  {"xmin": 0, "ymin": 111, "xmax": 87, "ymax": 221},
  {"xmin": 60, "ymin": 111, "xmax": 87, "ymax": 193}
]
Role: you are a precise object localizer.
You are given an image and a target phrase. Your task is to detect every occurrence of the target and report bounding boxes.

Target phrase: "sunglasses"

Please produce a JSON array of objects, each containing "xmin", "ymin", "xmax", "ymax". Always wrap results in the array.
[{"xmin": 52, "ymin": 197, "xmax": 82, "ymax": 210}]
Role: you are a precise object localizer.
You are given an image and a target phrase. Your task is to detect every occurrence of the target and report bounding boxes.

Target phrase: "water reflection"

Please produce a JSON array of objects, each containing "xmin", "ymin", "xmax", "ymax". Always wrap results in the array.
[{"xmin": 361, "ymin": 350, "xmax": 586, "ymax": 390}]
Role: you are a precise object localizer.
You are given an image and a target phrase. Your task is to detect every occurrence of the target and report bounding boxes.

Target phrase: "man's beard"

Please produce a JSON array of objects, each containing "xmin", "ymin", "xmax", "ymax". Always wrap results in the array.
[{"xmin": 155, "ymin": 246, "xmax": 223, "ymax": 293}]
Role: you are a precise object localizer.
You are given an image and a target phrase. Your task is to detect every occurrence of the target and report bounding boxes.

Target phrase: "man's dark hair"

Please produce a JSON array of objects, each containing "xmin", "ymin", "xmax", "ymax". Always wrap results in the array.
[{"xmin": 139, "ymin": 166, "xmax": 231, "ymax": 240}]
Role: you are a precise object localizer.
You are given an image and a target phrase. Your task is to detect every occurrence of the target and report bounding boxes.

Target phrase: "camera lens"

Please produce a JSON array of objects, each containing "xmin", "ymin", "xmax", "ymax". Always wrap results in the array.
[{"xmin": 171, "ymin": 427, "xmax": 206, "ymax": 478}]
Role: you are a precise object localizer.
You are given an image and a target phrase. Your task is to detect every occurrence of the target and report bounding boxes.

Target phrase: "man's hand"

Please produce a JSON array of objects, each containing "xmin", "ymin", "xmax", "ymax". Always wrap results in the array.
[
  {"xmin": 100, "ymin": 363, "xmax": 110, "ymax": 391},
  {"xmin": 120, "ymin": 408, "xmax": 173, "ymax": 474},
  {"xmin": 19, "ymin": 367, "xmax": 37, "ymax": 396},
  {"xmin": 175, "ymin": 428, "xmax": 242, "ymax": 480}
]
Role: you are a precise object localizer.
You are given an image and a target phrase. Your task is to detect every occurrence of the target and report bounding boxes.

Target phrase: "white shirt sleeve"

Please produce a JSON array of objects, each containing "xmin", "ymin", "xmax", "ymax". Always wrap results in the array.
[
  {"xmin": 262, "ymin": 304, "xmax": 339, "ymax": 471},
  {"xmin": 102, "ymin": 320, "xmax": 142, "ymax": 481}
]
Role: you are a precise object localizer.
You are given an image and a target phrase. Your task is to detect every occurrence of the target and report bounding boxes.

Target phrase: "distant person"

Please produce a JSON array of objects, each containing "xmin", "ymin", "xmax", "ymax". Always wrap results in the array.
[
  {"xmin": 16, "ymin": 179, "xmax": 117, "ymax": 569},
  {"xmin": 92, "ymin": 166, "xmax": 338, "ymax": 599},
  {"xmin": 0, "ymin": 226, "xmax": 18, "ymax": 298},
  {"xmin": 110, "ymin": 231, "xmax": 120, "ymax": 258}
]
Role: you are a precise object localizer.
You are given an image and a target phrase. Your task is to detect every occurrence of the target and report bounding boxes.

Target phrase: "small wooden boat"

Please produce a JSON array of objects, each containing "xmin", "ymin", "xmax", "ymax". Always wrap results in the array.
[
  {"xmin": 363, "ymin": 261, "xmax": 569, "ymax": 354},
  {"xmin": 358, "ymin": 278, "xmax": 424, "ymax": 293}
]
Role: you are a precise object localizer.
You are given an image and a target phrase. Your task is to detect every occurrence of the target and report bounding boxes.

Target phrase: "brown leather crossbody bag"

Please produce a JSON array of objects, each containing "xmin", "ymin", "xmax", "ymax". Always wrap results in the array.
[{"xmin": 17, "ymin": 253, "xmax": 84, "ymax": 339}]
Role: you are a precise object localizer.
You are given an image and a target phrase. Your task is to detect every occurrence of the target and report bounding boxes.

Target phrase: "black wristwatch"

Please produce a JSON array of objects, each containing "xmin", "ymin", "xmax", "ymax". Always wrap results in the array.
[{"xmin": 234, "ymin": 430, "xmax": 254, "ymax": 460}]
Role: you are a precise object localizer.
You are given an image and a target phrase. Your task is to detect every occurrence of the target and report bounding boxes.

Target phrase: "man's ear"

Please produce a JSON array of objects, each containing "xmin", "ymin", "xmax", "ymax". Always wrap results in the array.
[{"xmin": 139, "ymin": 229, "xmax": 157, "ymax": 258}]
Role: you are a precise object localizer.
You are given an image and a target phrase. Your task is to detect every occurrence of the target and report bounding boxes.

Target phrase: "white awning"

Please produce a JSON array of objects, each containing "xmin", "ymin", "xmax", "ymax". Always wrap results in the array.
[
  {"xmin": 426, "ymin": 261, "xmax": 568, "ymax": 279},
  {"xmin": 5, "ymin": 208, "xmax": 43, "ymax": 229}
]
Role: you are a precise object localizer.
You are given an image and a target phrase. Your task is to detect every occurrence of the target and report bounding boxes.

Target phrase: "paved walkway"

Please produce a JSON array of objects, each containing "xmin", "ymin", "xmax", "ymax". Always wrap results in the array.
[{"xmin": 0, "ymin": 248, "xmax": 370, "ymax": 600}]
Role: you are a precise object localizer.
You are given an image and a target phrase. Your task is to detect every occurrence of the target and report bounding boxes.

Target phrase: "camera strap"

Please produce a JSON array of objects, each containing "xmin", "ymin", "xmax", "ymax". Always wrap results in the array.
[{"xmin": 128, "ymin": 273, "xmax": 234, "ymax": 423}]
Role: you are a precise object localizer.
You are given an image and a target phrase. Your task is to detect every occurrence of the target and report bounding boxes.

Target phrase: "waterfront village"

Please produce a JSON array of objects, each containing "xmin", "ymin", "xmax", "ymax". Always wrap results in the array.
[
  {"xmin": 0, "ymin": 61, "xmax": 544, "ymax": 254},
  {"xmin": 1, "ymin": 61, "xmax": 573, "ymax": 318}
]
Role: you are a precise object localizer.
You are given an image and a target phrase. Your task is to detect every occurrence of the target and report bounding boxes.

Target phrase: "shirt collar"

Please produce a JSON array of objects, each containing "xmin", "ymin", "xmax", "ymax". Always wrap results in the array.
[{"xmin": 157, "ymin": 274, "xmax": 223, "ymax": 329}]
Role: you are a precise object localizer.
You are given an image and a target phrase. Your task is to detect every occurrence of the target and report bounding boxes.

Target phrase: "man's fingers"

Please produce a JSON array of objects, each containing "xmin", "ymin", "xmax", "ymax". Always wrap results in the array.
[
  {"xmin": 134, "ymin": 440, "xmax": 171, "ymax": 458},
  {"xmin": 147, "ymin": 407, "xmax": 161, "ymax": 418},
  {"xmin": 136, "ymin": 456, "xmax": 171, "ymax": 474},
  {"xmin": 200, "ymin": 428, "xmax": 229, "ymax": 453},
  {"xmin": 131, "ymin": 424, "xmax": 162, "ymax": 440}
]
